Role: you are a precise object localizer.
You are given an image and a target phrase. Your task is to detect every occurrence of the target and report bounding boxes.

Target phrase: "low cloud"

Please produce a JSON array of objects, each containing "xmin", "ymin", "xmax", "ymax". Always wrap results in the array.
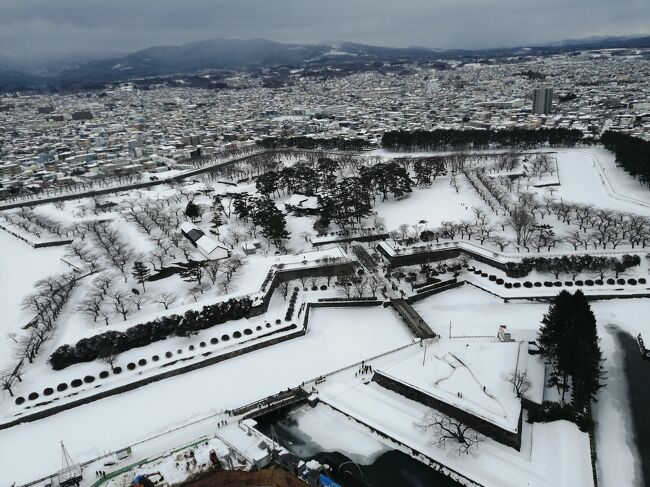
[{"xmin": 0, "ymin": 0, "xmax": 648, "ymax": 59}]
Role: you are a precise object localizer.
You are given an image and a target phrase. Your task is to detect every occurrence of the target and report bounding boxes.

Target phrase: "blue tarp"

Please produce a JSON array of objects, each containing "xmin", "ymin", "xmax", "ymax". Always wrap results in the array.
[{"xmin": 318, "ymin": 473, "xmax": 343, "ymax": 487}]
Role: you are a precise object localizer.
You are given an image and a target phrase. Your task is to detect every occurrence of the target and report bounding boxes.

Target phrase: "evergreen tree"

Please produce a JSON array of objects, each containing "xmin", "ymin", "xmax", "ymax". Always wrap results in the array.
[
  {"xmin": 538, "ymin": 290, "xmax": 606, "ymax": 410},
  {"xmin": 414, "ymin": 159, "xmax": 433, "ymax": 184},
  {"xmin": 180, "ymin": 259, "xmax": 206, "ymax": 285},
  {"xmin": 210, "ymin": 212, "xmax": 222, "ymax": 233},
  {"xmin": 318, "ymin": 157, "xmax": 339, "ymax": 176},
  {"xmin": 253, "ymin": 198, "xmax": 290, "ymax": 248},
  {"xmin": 538, "ymin": 290, "xmax": 575, "ymax": 401},
  {"xmin": 387, "ymin": 162, "xmax": 412, "ymax": 198},
  {"xmin": 569, "ymin": 291, "xmax": 606, "ymax": 410},
  {"xmin": 232, "ymin": 193, "xmax": 252, "ymax": 221},
  {"xmin": 131, "ymin": 261, "xmax": 151, "ymax": 292},
  {"xmin": 184, "ymin": 201, "xmax": 200, "ymax": 222},
  {"xmin": 256, "ymin": 171, "xmax": 280, "ymax": 196}
]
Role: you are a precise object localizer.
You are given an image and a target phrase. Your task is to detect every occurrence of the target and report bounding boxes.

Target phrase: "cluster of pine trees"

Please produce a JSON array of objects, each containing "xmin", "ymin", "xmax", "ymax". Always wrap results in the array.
[
  {"xmin": 255, "ymin": 158, "xmax": 413, "ymax": 231},
  {"xmin": 538, "ymin": 290, "xmax": 606, "ymax": 412},
  {"xmin": 382, "ymin": 128, "xmax": 585, "ymax": 151},
  {"xmin": 231, "ymin": 194, "xmax": 290, "ymax": 247},
  {"xmin": 601, "ymin": 131, "xmax": 650, "ymax": 187},
  {"xmin": 49, "ymin": 297, "xmax": 253, "ymax": 370},
  {"xmin": 258, "ymin": 136, "xmax": 373, "ymax": 151}
]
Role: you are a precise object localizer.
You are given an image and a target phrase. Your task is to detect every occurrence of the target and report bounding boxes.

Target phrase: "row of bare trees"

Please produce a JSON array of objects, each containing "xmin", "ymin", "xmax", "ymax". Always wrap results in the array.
[
  {"xmin": 2, "ymin": 272, "xmax": 78, "ymax": 397},
  {"xmin": 1, "ymin": 208, "xmax": 70, "ymax": 240}
]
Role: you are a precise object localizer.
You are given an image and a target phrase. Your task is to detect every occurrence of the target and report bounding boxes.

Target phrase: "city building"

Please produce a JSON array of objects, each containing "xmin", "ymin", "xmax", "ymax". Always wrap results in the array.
[{"xmin": 532, "ymin": 86, "xmax": 554, "ymax": 115}]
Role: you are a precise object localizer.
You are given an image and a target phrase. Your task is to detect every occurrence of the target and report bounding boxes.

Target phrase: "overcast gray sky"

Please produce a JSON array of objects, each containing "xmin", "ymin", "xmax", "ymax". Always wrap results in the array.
[{"xmin": 1, "ymin": 0, "xmax": 649, "ymax": 59}]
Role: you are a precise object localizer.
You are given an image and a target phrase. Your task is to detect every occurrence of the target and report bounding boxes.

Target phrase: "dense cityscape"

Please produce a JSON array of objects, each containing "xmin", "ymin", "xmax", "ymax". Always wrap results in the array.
[
  {"xmin": 2, "ymin": 49, "xmax": 650, "ymax": 200},
  {"xmin": 1, "ymin": 3, "xmax": 650, "ymax": 487}
]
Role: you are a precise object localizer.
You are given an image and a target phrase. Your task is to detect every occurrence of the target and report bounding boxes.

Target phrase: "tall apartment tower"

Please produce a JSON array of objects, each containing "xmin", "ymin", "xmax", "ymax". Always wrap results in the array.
[{"xmin": 532, "ymin": 86, "xmax": 553, "ymax": 114}]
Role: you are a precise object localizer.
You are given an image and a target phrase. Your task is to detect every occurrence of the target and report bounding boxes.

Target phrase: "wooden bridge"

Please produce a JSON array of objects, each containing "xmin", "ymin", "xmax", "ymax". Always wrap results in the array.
[
  {"xmin": 231, "ymin": 387, "xmax": 310, "ymax": 419},
  {"xmin": 390, "ymin": 298, "xmax": 436, "ymax": 339}
]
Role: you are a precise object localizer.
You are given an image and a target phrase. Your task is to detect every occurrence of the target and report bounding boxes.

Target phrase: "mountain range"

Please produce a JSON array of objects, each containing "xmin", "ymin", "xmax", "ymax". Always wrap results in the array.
[{"xmin": 1, "ymin": 35, "xmax": 649, "ymax": 92}]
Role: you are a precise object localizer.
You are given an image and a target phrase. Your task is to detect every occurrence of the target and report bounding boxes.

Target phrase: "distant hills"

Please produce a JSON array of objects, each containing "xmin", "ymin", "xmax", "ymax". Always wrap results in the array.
[{"xmin": 1, "ymin": 35, "xmax": 649, "ymax": 92}]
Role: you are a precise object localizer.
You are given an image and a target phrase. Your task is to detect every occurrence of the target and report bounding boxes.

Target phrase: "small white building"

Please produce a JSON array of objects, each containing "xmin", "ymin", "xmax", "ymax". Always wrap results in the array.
[
  {"xmin": 180, "ymin": 222, "xmax": 230, "ymax": 260},
  {"xmin": 498, "ymin": 325, "xmax": 514, "ymax": 342}
]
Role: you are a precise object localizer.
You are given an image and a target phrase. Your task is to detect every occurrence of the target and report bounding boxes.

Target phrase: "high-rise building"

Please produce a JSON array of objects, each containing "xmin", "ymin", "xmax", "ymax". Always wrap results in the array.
[{"xmin": 532, "ymin": 86, "xmax": 553, "ymax": 115}]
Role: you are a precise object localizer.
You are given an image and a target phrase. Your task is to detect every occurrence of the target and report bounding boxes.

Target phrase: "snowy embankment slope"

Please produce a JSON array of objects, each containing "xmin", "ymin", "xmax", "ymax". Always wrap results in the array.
[
  {"xmin": 271, "ymin": 402, "xmax": 391, "ymax": 465},
  {"xmin": 412, "ymin": 286, "xmax": 649, "ymax": 487},
  {"xmin": 0, "ymin": 306, "xmax": 413, "ymax": 484},
  {"xmin": 376, "ymin": 340, "xmax": 525, "ymax": 433},
  {"xmin": 553, "ymin": 149, "xmax": 650, "ymax": 215},
  {"xmin": 318, "ymin": 380, "xmax": 593, "ymax": 487},
  {"xmin": 0, "ymin": 230, "xmax": 69, "ymax": 369}
]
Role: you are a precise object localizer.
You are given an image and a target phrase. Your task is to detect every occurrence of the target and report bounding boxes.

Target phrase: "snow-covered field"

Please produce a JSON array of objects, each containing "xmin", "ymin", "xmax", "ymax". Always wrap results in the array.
[
  {"xmin": 0, "ymin": 230, "xmax": 70, "ymax": 369},
  {"xmin": 413, "ymin": 285, "xmax": 649, "ymax": 487},
  {"xmin": 375, "ymin": 175, "xmax": 485, "ymax": 230},
  {"xmin": 2, "ymin": 146, "xmax": 650, "ymax": 487},
  {"xmin": 0, "ymin": 305, "xmax": 413, "ymax": 484},
  {"xmin": 318, "ymin": 380, "xmax": 593, "ymax": 487},
  {"xmin": 377, "ymin": 340, "xmax": 532, "ymax": 433},
  {"xmin": 550, "ymin": 150, "xmax": 650, "ymax": 216}
]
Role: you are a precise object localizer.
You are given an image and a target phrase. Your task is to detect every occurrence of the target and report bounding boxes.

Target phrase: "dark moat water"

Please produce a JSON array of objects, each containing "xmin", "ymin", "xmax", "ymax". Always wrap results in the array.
[
  {"xmin": 616, "ymin": 329, "xmax": 650, "ymax": 487},
  {"xmin": 255, "ymin": 405, "xmax": 461, "ymax": 487}
]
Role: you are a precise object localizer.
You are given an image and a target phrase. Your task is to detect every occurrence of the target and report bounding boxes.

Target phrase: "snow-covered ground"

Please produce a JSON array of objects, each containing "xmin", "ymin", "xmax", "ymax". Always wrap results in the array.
[
  {"xmin": 0, "ymin": 230, "xmax": 70, "ymax": 369},
  {"xmin": 3, "ymin": 146, "xmax": 650, "ymax": 487},
  {"xmin": 375, "ymin": 174, "xmax": 485, "ymax": 230},
  {"xmin": 412, "ymin": 286, "xmax": 649, "ymax": 487},
  {"xmin": 0, "ymin": 305, "xmax": 413, "ymax": 484},
  {"xmin": 267, "ymin": 402, "xmax": 390, "ymax": 465},
  {"xmin": 318, "ymin": 380, "xmax": 593, "ymax": 487},
  {"xmin": 376, "ymin": 340, "xmax": 534, "ymax": 433},
  {"xmin": 550, "ymin": 150, "xmax": 650, "ymax": 216}
]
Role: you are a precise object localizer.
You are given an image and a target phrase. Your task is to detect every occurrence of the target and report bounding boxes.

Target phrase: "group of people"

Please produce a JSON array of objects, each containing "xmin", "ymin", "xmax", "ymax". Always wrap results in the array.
[
  {"xmin": 217, "ymin": 419, "xmax": 228, "ymax": 428},
  {"xmin": 356, "ymin": 362, "xmax": 373, "ymax": 377},
  {"xmin": 95, "ymin": 470, "xmax": 107, "ymax": 477}
]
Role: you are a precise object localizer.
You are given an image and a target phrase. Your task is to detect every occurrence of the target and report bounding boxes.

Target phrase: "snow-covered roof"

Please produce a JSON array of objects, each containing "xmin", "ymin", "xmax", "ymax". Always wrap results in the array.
[
  {"xmin": 196, "ymin": 235, "xmax": 219, "ymax": 254},
  {"xmin": 285, "ymin": 193, "xmax": 319, "ymax": 210},
  {"xmin": 180, "ymin": 221, "xmax": 197, "ymax": 234}
]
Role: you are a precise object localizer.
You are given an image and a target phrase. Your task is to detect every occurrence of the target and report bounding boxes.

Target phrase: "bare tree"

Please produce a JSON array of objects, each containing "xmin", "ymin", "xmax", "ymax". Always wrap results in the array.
[
  {"xmin": 352, "ymin": 276, "xmax": 369, "ymax": 298},
  {"xmin": 367, "ymin": 277, "xmax": 383, "ymax": 298},
  {"xmin": 507, "ymin": 206, "xmax": 535, "ymax": 248},
  {"xmin": 223, "ymin": 257, "xmax": 244, "ymax": 282},
  {"xmin": 93, "ymin": 273, "xmax": 116, "ymax": 297},
  {"xmin": 129, "ymin": 294, "xmax": 149, "ymax": 311},
  {"xmin": 488, "ymin": 235, "xmax": 509, "ymax": 252},
  {"xmin": 100, "ymin": 352, "xmax": 120, "ymax": 371},
  {"xmin": 204, "ymin": 260, "xmax": 222, "ymax": 285},
  {"xmin": 298, "ymin": 275, "xmax": 310, "ymax": 289},
  {"xmin": 398, "ymin": 223, "xmax": 411, "ymax": 240},
  {"xmin": 154, "ymin": 292, "xmax": 178, "ymax": 310},
  {"xmin": 111, "ymin": 290, "xmax": 134, "ymax": 321},
  {"xmin": 418, "ymin": 411, "xmax": 483, "ymax": 455},
  {"xmin": 77, "ymin": 292, "xmax": 104, "ymax": 323},
  {"xmin": 277, "ymin": 281, "xmax": 290, "ymax": 300},
  {"xmin": 565, "ymin": 229, "xmax": 588, "ymax": 250},
  {"xmin": 218, "ymin": 277, "xmax": 232, "ymax": 294},
  {"xmin": 503, "ymin": 370, "xmax": 532, "ymax": 398},
  {"xmin": 188, "ymin": 282, "xmax": 211, "ymax": 302},
  {"xmin": 372, "ymin": 216, "xmax": 386, "ymax": 232},
  {"xmin": 336, "ymin": 271, "xmax": 355, "ymax": 298}
]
